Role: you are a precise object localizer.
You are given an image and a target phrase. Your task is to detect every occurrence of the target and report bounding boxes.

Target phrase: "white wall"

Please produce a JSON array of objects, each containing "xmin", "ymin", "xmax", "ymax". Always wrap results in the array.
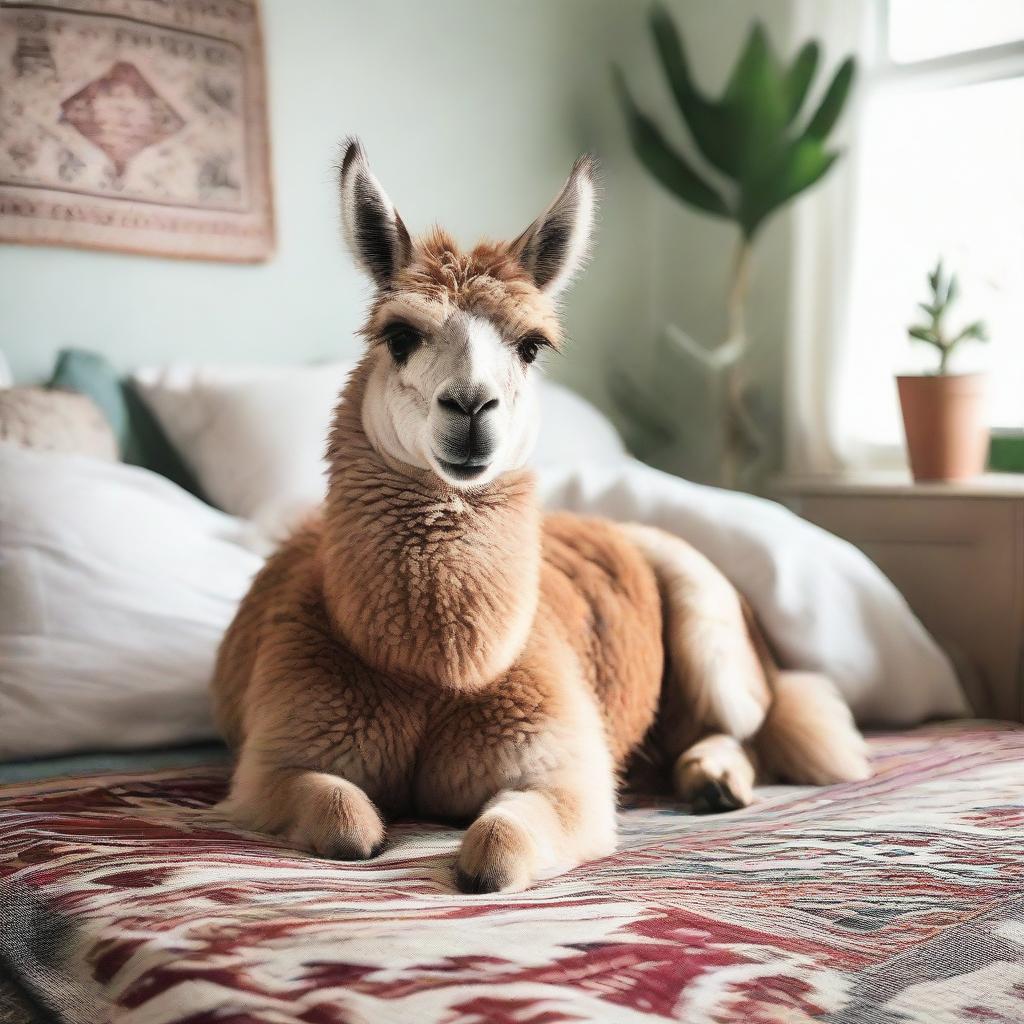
[
  {"xmin": 0, "ymin": 0, "xmax": 798, "ymax": 478},
  {"xmin": 0, "ymin": 0, "xmax": 650, "ymax": 403}
]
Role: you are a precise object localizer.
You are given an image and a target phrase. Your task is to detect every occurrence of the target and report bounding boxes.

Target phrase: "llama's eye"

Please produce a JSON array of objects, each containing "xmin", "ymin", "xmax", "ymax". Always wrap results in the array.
[
  {"xmin": 517, "ymin": 333, "xmax": 547, "ymax": 365},
  {"xmin": 383, "ymin": 324, "xmax": 421, "ymax": 364}
]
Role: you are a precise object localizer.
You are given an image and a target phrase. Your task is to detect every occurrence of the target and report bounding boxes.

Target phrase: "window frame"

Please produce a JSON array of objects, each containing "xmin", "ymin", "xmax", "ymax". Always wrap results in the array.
[
  {"xmin": 834, "ymin": 1, "xmax": 1024, "ymax": 464},
  {"xmin": 873, "ymin": 0, "xmax": 1024, "ymax": 90}
]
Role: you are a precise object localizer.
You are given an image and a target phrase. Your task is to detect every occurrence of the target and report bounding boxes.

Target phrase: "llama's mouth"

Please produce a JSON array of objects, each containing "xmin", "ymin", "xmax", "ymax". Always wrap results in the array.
[{"xmin": 436, "ymin": 458, "xmax": 489, "ymax": 482}]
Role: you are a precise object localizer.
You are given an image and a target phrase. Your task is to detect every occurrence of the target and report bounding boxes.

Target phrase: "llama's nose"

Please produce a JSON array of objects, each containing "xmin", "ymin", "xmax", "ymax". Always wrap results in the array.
[{"xmin": 437, "ymin": 386, "xmax": 499, "ymax": 418}]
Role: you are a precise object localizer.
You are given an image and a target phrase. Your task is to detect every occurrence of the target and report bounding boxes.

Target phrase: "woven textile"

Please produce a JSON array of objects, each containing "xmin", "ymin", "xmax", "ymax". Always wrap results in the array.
[{"xmin": 1, "ymin": 721, "xmax": 1021, "ymax": 1023}]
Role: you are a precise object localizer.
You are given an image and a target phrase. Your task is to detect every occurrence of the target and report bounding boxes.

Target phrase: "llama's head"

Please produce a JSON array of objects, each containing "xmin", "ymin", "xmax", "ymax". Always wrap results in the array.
[{"xmin": 339, "ymin": 138, "xmax": 596, "ymax": 489}]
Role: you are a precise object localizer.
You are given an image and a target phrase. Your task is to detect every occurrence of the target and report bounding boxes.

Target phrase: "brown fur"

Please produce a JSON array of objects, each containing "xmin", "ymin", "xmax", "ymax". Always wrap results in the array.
[
  {"xmin": 364, "ymin": 230, "xmax": 563, "ymax": 355},
  {"xmin": 214, "ymin": 359, "xmax": 665, "ymax": 806},
  {"xmin": 213, "ymin": 221, "xmax": 869, "ymax": 893},
  {"xmin": 320, "ymin": 360, "xmax": 544, "ymax": 690}
]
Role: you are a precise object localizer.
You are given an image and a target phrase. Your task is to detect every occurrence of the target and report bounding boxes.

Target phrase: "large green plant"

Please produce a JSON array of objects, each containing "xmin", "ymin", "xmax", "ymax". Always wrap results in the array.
[
  {"xmin": 612, "ymin": 6, "xmax": 857, "ymax": 485},
  {"xmin": 614, "ymin": 7, "xmax": 855, "ymax": 241}
]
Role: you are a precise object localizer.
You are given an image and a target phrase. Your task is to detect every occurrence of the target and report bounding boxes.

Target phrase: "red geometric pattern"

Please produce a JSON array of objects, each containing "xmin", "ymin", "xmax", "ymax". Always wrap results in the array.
[
  {"xmin": 60, "ymin": 62, "xmax": 185, "ymax": 176},
  {"xmin": 1, "ymin": 721, "xmax": 1022, "ymax": 1023}
]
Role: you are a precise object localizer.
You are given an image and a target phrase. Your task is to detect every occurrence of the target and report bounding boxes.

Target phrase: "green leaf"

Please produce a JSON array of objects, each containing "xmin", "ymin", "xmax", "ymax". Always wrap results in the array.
[
  {"xmin": 738, "ymin": 137, "xmax": 838, "ymax": 237},
  {"xmin": 724, "ymin": 22, "xmax": 784, "ymax": 106},
  {"xmin": 649, "ymin": 3, "xmax": 737, "ymax": 176},
  {"xmin": 945, "ymin": 272, "xmax": 958, "ymax": 308},
  {"xmin": 784, "ymin": 41, "xmax": 820, "ymax": 124},
  {"xmin": 955, "ymin": 320, "xmax": 989, "ymax": 343},
  {"xmin": 723, "ymin": 22, "xmax": 790, "ymax": 179},
  {"xmin": 613, "ymin": 67, "xmax": 731, "ymax": 218},
  {"xmin": 804, "ymin": 56, "xmax": 856, "ymax": 141},
  {"xmin": 909, "ymin": 325, "xmax": 940, "ymax": 344}
]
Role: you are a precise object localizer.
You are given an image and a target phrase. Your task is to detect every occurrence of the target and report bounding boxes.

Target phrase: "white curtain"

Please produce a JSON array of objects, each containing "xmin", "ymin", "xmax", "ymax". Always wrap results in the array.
[{"xmin": 783, "ymin": 0, "xmax": 879, "ymax": 475}]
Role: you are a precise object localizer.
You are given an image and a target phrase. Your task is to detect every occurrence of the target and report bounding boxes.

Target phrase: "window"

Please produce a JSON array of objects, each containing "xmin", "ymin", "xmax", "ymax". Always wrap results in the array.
[
  {"xmin": 836, "ymin": 2, "xmax": 1024, "ymax": 463},
  {"xmin": 888, "ymin": 0, "xmax": 1024, "ymax": 63}
]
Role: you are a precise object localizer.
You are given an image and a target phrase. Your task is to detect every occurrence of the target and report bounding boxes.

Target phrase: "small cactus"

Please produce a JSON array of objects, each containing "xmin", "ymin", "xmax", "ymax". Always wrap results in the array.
[{"xmin": 908, "ymin": 260, "xmax": 988, "ymax": 375}]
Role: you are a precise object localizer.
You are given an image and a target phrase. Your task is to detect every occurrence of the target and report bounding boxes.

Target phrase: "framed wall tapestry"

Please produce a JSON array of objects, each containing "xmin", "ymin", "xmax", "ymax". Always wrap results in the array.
[{"xmin": 0, "ymin": 0, "xmax": 275, "ymax": 262}]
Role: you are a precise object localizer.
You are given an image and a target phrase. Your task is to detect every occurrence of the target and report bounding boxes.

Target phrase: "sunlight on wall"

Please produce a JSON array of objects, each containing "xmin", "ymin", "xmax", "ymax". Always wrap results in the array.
[
  {"xmin": 889, "ymin": 0, "xmax": 1024, "ymax": 62},
  {"xmin": 842, "ymin": 75, "xmax": 1024, "ymax": 449}
]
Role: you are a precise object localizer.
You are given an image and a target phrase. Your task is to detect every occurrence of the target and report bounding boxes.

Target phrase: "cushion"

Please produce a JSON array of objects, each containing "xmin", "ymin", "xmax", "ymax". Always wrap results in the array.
[
  {"xmin": 531, "ymin": 376, "xmax": 627, "ymax": 467},
  {"xmin": 133, "ymin": 361, "xmax": 354, "ymax": 537},
  {"xmin": 0, "ymin": 444, "xmax": 262, "ymax": 762},
  {"xmin": 49, "ymin": 348, "xmax": 206, "ymax": 499},
  {"xmin": 131, "ymin": 362, "xmax": 626, "ymax": 536},
  {"xmin": 0, "ymin": 721, "xmax": 1019, "ymax": 1023},
  {"xmin": 0, "ymin": 387, "xmax": 117, "ymax": 460}
]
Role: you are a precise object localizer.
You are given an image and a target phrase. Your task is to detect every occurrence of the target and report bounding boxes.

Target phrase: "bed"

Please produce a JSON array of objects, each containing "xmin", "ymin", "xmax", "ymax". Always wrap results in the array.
[
  {"xmin": 1, "ymin": 721, "xmax": 1022, "ymax": 1024},
  {"xmin": 1, "ymin": 355, "xmax": 1018, "ymax": 1022}
]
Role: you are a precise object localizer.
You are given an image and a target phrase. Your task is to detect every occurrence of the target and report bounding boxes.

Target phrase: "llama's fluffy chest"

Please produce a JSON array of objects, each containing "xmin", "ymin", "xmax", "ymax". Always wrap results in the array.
[
  {"xmin": 292, "ymin": 644, "xmax": 571, "ymax": 822},
  {"xmin": 217, "ymin": 511, "xmax": 665, "ymax": 822},
  {"xmin": 280, "ymin": 671, "xmax": 561, "ymax": 823},
  {"xmin": 296, "ymin": 517, "xmax": 663, "ymax": 818},
  {"xmin": 321, "ymin": 471, "xmax": 542, "ymax": 691}
]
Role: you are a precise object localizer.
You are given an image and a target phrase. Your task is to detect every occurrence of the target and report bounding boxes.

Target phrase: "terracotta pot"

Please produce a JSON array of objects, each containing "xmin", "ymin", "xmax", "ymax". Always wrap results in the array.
[{"xmin": 896, "ymin": 373, "xmax": 988, "ymax": 481}]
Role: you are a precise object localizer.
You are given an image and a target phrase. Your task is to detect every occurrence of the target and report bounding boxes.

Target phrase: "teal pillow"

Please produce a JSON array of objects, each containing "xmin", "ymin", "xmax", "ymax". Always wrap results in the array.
[{"xmin": 48, "ymin": 348, "xmax": 208, "ymax": 502}]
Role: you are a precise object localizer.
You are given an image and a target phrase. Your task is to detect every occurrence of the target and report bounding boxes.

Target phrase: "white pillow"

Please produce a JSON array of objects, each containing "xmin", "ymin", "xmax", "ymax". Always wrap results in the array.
[
  {"xmin": 0, "ymin": 443, "xmax": 263, "ymax": 762},
  {"xmin": 132, "ymin": 362, "xmax": 627, "ymax": 535},
  {"xmin": 531, "ymin": 378, "xmax": 626, "ymax": 467},
  {"xmin": 539, "ymin": 459, "xmax": 969, "ymax": 726},
  {"xmin": 133, "ymin": 362, "xmax": 353, "ymax": 538}
]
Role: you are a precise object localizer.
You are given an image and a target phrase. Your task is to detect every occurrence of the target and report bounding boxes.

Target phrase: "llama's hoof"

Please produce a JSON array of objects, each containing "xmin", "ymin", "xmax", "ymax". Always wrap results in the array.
[
  {"xmin": 692, "ymin": 778, "xmax": 744, "ymax": 814},
  {"xmin": 455, "ymin": 866, "xmax": 506, "ymax": 895},
  {"xmin": 674, "ymin": 736, "xmax": 755, "ymax": 814},
  {"xmin": 455, "ymin": 813, "xmax": 535, "ymax": 894},
  {"xmin": 323, "ymin": 836, "xmax": 386, "ymax": 861},
  {"xmin": 298, "ymin": 827, "xmax": 384, "ymax": 861},
  {"xmin": 280, "ymin": 776, "xmax": 386, "ymax": 860}
]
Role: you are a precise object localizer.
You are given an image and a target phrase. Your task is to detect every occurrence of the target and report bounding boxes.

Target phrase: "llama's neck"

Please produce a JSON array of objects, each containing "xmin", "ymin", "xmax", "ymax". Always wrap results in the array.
[{"xmin": 319, "ymin": 359, "xmax": 541, "ymax": 690}]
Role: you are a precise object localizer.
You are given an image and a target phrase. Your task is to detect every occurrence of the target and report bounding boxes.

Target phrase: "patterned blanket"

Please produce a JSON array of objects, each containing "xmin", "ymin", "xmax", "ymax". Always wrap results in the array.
[{"xmin": 1, "ymin": 721, "xmax": 1022, "ymax": 1024}]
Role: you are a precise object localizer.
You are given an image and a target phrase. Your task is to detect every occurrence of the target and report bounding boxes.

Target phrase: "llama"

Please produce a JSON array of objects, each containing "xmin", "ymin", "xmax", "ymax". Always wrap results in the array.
[{"xmin": 212, "ymin": 139, "xmax": 869, "ymax": 893}]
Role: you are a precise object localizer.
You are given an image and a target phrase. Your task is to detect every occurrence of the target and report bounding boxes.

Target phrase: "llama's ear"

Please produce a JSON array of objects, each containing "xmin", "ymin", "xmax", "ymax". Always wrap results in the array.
[
  {"xmin": 511, "ymin": 155, "xmax": 598, "ymax": 297},
  {"xmin": 339, "ymin": 137, "xmax": 412, "ymax": 287}
]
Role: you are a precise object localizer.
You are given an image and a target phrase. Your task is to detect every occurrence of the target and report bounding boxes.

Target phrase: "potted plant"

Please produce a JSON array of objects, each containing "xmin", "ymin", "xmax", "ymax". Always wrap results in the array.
[
  {"xmin": 898, "ymin": 260, "xmax": 989, "ymax": 481},
  {"xmin": 612, "ymin": 5, "xmax": 856, "ymax": 487}
]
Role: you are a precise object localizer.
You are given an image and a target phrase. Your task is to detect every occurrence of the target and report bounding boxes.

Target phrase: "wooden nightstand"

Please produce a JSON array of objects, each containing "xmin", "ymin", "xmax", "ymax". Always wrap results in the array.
[{"xmin": 777, "ymin": 473, "xmax": 1024, "ymax": 722}]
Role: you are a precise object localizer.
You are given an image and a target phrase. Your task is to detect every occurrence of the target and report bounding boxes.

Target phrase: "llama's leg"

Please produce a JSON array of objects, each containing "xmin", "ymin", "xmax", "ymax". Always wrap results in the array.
[
  {"xmin": 455, "ymin": 780, "xmax": 616, "ymax": 894},
  {"xmin": 620, "ymin": 524, "xmax": 772, "ymax": 742},
  {"xmin": 755, "ymin": 672, "xmax": 870, "ymax": 785},
  {"xmin": 673, "ymin": 733, "xmax": 757, "ymax": 813},
  {"xmin": 220, "ymin": 749, "xmax": 385, "ymax": 859},
  {"xmin": 450, "ymin": 636, "xmax": 618, "ymax": 894}
]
